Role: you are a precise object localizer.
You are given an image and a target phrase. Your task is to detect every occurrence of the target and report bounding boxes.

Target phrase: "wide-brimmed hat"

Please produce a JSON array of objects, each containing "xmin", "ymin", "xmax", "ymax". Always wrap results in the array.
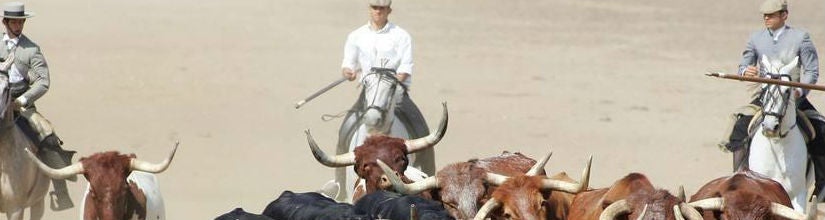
[
  {"xmin": 760, "ymin": 0, "xmax": 787, "ymax": 14},
  {"xmin": 1, "ymin": 2, "xmax": 34, "ymax": 19}
]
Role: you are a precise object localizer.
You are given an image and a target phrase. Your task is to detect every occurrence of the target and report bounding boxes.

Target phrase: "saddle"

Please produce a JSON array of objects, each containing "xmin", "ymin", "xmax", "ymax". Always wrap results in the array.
[
  {"xmin": 746, "ymin": 109, "xmax": 817, "ymax": 143},
  {"xmin": 721, "ymin": 104, "xmax": 821, "ymax": 152}
]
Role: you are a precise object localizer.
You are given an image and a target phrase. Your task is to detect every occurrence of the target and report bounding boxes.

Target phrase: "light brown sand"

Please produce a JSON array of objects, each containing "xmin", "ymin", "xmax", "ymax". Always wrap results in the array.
[{"xmin": 13, "ymin": 0, "xmax": 825, "ymax": 219}]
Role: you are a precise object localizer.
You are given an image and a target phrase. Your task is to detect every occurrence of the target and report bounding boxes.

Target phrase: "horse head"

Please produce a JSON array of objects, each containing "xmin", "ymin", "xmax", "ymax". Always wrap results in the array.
[
  {"xmin": 361, "ymin": 66, "xmax": 405, "ymax": 135},
  {"xmin": 759, "ymin": 55, "xmax": 799, "ymax": 138}
]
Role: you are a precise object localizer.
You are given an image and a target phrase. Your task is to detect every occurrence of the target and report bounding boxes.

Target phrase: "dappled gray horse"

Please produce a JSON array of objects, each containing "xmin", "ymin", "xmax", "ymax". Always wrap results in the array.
[{"xmin": 0, "ymin": 73, "xmax": 50, "ymax": 220}]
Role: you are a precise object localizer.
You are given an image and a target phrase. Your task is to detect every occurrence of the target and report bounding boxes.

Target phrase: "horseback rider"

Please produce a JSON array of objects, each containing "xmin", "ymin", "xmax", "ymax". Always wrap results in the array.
[
  {"xmin": 336, "ymin": 0, "xmax": 435, "ymax": 201},
  {"xmin": 723, "ymin": 0, "xmax": 825, "ymax": 198},
  {"xmin": 0, "ymin": 2, "xmax": 77, "ymax": 210}
]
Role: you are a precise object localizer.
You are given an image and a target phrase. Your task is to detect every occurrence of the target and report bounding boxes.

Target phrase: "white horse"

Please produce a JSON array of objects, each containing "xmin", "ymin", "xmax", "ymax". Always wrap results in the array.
[
  {"xmin": 0, "ymin": 74, "xmax": 50, "ymax": 220},
  {"xmin": 748, "ymin": 55, "xmax": 811, "ymax": 212},
  {"xmin": 332, "ymin": 66, "xmax": 437, "ymax": 202}
]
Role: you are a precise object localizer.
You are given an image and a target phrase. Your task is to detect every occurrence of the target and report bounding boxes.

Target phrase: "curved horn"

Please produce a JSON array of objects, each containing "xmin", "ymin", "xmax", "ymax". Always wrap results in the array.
[
  {"xmin": 599, "ymin": 199, "xmax": 632, "ymax": 220},
  {"xmin": 677, "ymin": 185, "xmax": 686, "ymax": 201},
  {"xmin": 473, "ymin": 198, "xmax": 500, "ymax": 220},
  {"xmin": 678, "ymin": 203, "xmax": 704, "ymax": 220},
  {"xmin": 526, "ymin": 151, "xmax": 552, "ymax": 176},
  {"xmin": 405, "ymin": 102, "xmax": 448, "ymax": 153},
  {"xmin": 539, "ymin": 155, "xmax": 591, "ymax": 193},
  {"xmin": 376, "ymin": 159, "xmax": 438, "ymax": 195},
  {"xmin": 23, "ymin": 147, "xmax": 84, "ymax": 180},
  {"xmin": 636, "ymin": 204, "xmax": 648, "ymax": 220},
  {"xmin": 305, "ymin": 130, "xmax": 356, "ymax": 167},
  {"xmin": 688, "ymin": 197, "xmax": 724, "ymax": 211},
  {"xmin": 130, "ymin": 141, "xmax": 180, "ymax": 173},
  {"xmin": 485, "ymin": 172, "xmax": 510, "ymax": 186},
  {"xmin": 770, "ymin": 202, "xmax": 806, "ymax": 220}
]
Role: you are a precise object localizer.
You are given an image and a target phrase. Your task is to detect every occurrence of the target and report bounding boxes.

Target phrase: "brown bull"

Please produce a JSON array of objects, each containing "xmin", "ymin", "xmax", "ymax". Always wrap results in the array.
[
  {"xmin": 689, "ymin": 169, "xmax": 815, "ymax": 220},
  {"xmin": 472, "ymin": 154, "xmax": 592, "ymax": 220},
  {"xmin": 25, "ymin": 143, "xmax": 178, "ymax": 220},
  {"xmin": 307, "ymin": 103, "xmax": 448, "ymax": 202},
  {"xmin": 567, "ymin": 173, "xmax": 703, "ymax": 220},
  {"xmin": 379, "ymin": 151, "xmax": 541, "ymax": 219}
]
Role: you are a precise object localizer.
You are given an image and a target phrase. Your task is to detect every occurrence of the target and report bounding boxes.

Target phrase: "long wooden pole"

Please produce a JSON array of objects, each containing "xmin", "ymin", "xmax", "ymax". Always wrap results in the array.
[
  {"xmin": 294, "ymin": 77, "xmax": 349, "ymax": 109},
  {"xmin": 705, "ymin": 72, "xmax": 825, "ymax": 92}
]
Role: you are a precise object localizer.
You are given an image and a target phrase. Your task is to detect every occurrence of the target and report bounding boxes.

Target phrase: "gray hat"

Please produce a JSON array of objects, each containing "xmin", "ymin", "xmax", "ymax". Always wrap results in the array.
[
  {"xmin": 1, "ymin": 2, "xmax": 34, "ymax": 19},
  {"xmin": 368, "ymin": 0, "xmax": 391, "ymax": 7},
  {"xmin": 760, "ymin": 0, "xmax": 787, "ymax": 14}
]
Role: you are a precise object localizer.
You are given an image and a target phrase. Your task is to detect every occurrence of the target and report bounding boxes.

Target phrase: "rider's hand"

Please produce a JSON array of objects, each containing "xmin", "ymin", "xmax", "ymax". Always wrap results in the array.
[
  {"xmin": 342, "ymin": 68, "xmax": 357, "ymax": 81},
  {"xmin": 743, "ymin": 65, "xmax": 759, "ymax": 77}
]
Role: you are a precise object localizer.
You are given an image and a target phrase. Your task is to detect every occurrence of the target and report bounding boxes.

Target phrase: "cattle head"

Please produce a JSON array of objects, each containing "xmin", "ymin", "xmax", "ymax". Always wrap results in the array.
[
  {"xmin": 307, "ymin": 103, "xmax": 448, "ymax": 194},
  {"xmin": 600, "ymin": 189, "xmax": 703, "ymax": 220},
  {"xmin": 25, "ymin": 142, "xmax": 179, "ymax": 220},
  {"xmin": 472, "ymin": 153, "xmax": 592, "ymax": 220},
  {"xmin": 689, "ymin": 170, "xmax": 813, "ymax": 220},
  {"xmin": 379, "ymin": 151, "xmax": 538, "ymax": 219}
]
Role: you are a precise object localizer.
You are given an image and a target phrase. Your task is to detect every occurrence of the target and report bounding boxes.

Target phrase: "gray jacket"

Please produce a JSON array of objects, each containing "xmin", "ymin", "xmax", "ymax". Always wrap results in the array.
[
  {"xmin": 0, "ymin": 34, "xmax": 49, "ymax": 104},
  {"xmin": 738, "ymin": 25, "xmax": 819, "ymax": 96}
]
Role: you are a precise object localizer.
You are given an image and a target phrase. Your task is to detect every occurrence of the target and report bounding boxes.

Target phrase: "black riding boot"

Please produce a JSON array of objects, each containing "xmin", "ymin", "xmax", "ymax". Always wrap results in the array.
[{"xmin": 38, "ymin": 134, "xmax": 77, "ymax": 211}]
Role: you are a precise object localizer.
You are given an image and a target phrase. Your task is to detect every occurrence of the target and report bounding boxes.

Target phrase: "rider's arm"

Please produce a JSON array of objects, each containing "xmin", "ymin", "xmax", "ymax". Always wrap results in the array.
[
  {"xmin": 342, "ymin": 32, "xmax": 359, "ymax": 81},
  {"xmin": 19, "ymin": 47, "xmax": 48, "ymax": 106},
  {"xmin": 396, "ymin": 32, "xmax": 413, "ymax": 81},
  {"xmin": 799, "ymin": 32, "xmax": 818, "ymax": 97},
  {"xmin": 739, "ymin": 35, "xmax": 758, "ymax": 76}
]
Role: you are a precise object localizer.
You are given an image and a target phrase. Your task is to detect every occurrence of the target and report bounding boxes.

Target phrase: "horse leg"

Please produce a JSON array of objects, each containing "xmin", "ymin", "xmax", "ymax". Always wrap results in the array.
[
  {"xmin": 29, "ymin": 199, "xmax": 44, "ymax": 220},
  {"xmin": 732, "ymin": 146, "xmax": 749, "ymax": 172},
  {"xmin": 6, "ymin": 209, "xmax": 23, "ymax": 220}
]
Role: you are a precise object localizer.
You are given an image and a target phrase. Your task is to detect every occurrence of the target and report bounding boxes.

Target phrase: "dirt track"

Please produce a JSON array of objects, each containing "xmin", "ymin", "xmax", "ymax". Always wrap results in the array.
[{"xmin": 15, "ymin": 0, "xmax": 825, "ymax": 219}]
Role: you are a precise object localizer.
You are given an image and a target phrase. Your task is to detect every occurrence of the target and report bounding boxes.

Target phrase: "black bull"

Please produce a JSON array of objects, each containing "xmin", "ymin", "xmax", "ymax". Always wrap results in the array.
[{"xmin": 216, "ymin": 190, "xmax": 454, "ymax": 220}]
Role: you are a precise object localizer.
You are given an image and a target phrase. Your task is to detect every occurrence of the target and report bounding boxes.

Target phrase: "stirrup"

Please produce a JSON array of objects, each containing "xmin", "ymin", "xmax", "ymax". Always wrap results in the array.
[{"xmin": 49, "ymin": 190, "xmax": 74, "ymax": 211}]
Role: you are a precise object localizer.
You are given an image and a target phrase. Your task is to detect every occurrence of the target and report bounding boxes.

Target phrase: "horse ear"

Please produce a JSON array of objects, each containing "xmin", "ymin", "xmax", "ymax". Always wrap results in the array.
[
  {"xmin": 760, "ymin": 54, "xmax": 775, "ymax": 73},
  {"xmin": 778, "ymin": 56, "xmax": 799, "ymax": 76}
]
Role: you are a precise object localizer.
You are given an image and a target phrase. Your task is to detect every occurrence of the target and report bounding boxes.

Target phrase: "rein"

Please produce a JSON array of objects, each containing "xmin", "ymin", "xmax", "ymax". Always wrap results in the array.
[{"xmin": 760, "ymin": 73, "xmax": 796, "ymax": 138}]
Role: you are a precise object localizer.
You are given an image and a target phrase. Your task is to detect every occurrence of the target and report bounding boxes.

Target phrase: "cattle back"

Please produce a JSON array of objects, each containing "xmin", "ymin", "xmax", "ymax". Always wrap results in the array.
[
  {"xmin": 352, "ymin": 191, "xmax": 454, "ymax": 220},
  {"xmin": 262, "ymin": 191, "xmax": 366, "ymax": 220},
  {"xmin": 215, "ymin": 208, "xmax": 273, "ymax": 220}
]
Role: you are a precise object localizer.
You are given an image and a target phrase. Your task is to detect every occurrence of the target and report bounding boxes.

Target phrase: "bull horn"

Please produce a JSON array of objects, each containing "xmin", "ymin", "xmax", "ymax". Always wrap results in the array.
[
  {"xmin": 688, "ymin": 197, "xmax": 724, "ymax": 211},
  {"xmin": 677, "ymin": 185, "xmax": 686, "ymax": 201},
  {"xmin": 405, "ymin": 102, "xmax": 448, "ymax": 153},
  {"xmin": 526, "ymin": 151, "xmax": 552, "ymax": 176},
  {"xmin": 23, "ymin": 147, "xmax": 84, "ymax": 180},
  {"xmin": 130, "ymin": 141, "xmax": 179, "ymax": 173},
  {"xmin": 539, "ymin": 155, "xmax": 591, "ymax": 193},
  {"xmin": 599, "ymin": 199, "xmax": 632, "ymax": 220},
  {"xmin": 473, "ymin": 198, "xmax": 500, "ymax": 220},
  {"xmin": 485, "ymin": 172, "xmax": 509, "ymax": 186},
  {"xmin": 770, "ymin": 202, "xmax": 806, "ymax": 220},
  {"xmin": 376, "ymin": 159, "xmax": 438, "ymax": 195},
  {"xmin": 678, "ymin": 203, "xmax": 704, "ymax": 220},
  {"xmin": 305, "ymin": 130, "xmax": 356, "ymax": 167}
]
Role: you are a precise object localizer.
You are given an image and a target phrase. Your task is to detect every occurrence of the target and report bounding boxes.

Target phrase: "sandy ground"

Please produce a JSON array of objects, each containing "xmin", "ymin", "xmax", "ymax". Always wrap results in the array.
[{"xmin": 7, "ymin": 0, "xmax": 824, "ymax": 219}]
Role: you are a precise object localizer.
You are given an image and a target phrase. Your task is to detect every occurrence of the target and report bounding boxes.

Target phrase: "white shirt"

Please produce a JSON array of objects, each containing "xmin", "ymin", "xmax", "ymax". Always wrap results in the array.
[
  {"xmin": 2, "ymin": 33, "xmax": 24, "ymax": 84},
  {"xmin": 341, "ymin": 21, "xmax": 414, "ymax": 87},
  {"xmin": 769, "ymin": 25, "xmax": 786, "ymax": 41}
]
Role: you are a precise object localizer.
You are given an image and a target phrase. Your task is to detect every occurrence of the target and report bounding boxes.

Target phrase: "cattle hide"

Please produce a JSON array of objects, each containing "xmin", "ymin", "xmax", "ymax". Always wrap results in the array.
[
  {"xmin": 215, "ymin": 208, "xmax": 274, "ymax": 220},
  {"xmin": 261, "ymin": 191, "xmax": 365, "ymax": 220},
  {"xmin": 353, "ymin": 191, "xmax": 454, "ymax": 220}
]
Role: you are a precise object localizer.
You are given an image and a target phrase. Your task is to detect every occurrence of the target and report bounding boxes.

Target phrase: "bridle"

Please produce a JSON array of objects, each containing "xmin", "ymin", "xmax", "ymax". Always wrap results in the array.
[
  {"xmin": 361, "ymin": 67, "xmax": 406, "ymax": 120},
  {"xmin": 760, "ymin": 72, "xmax": 796, "ymax": 138}
]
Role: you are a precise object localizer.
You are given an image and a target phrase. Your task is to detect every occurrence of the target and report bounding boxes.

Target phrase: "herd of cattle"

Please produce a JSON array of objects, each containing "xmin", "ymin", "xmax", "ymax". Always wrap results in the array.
[{"xmin": 214, "ymin": 104, "xmax": 819, "ymax": 220}]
